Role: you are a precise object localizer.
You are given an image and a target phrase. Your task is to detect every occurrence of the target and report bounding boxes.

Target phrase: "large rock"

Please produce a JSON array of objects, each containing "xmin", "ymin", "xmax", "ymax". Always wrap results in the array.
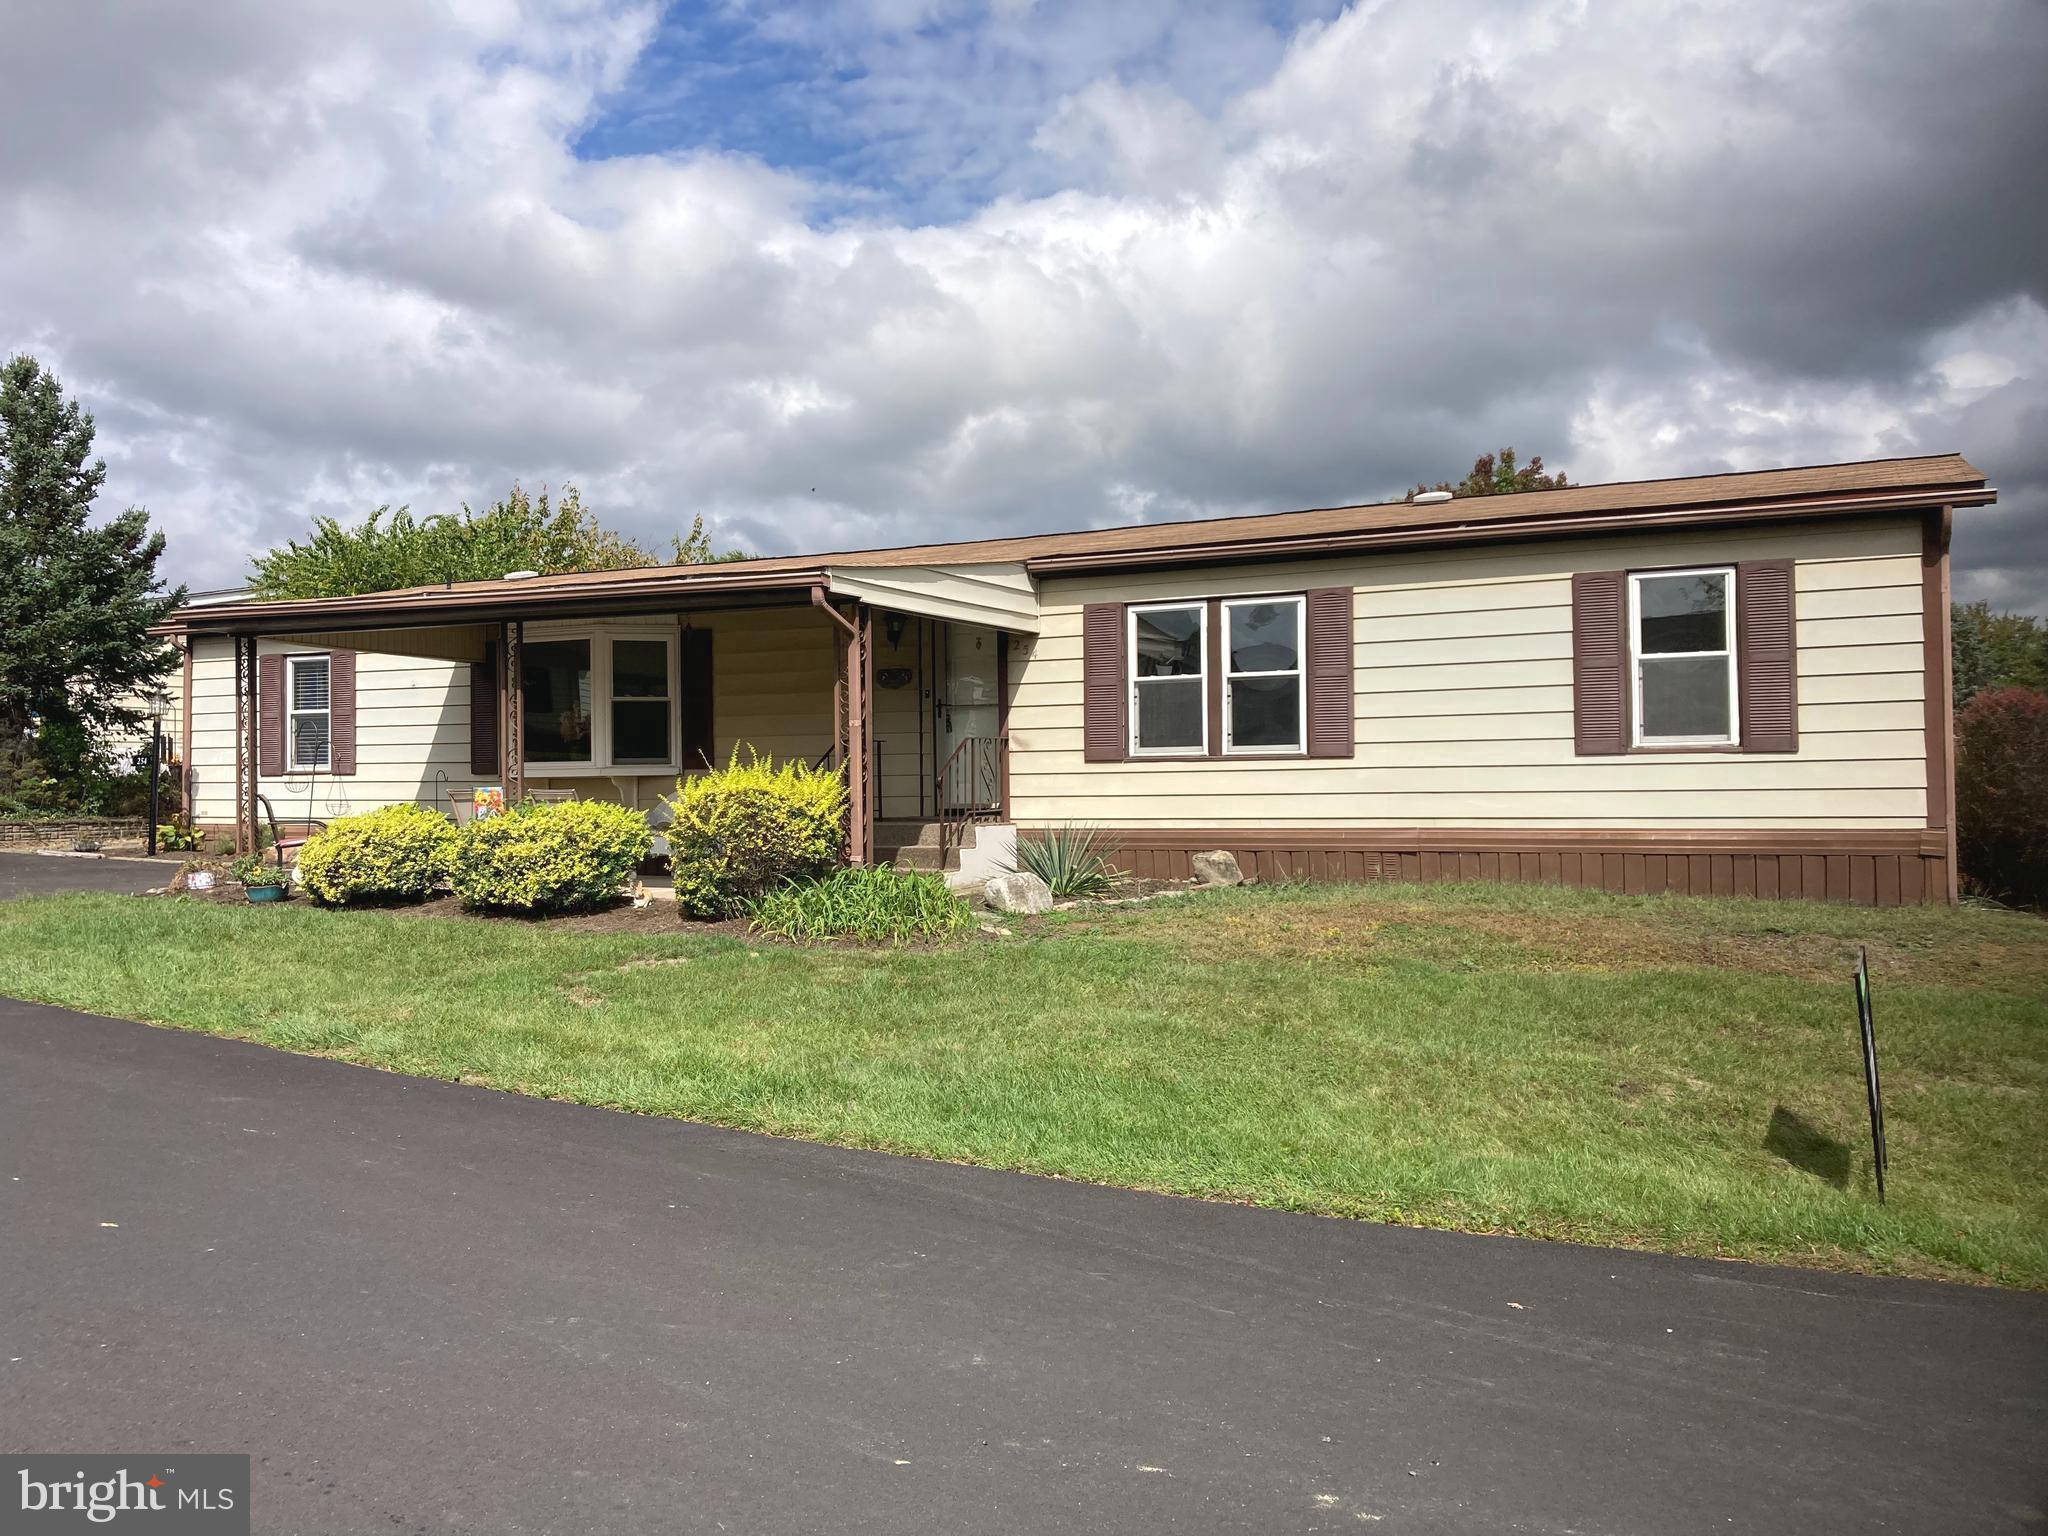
[
  {"xmin": 1189, "ymin": 850, "xmax": 1244, "ymax": 887},
  {"xmin": 984, "ymin": 871, "xmax": 1054, "ymax": 914}
]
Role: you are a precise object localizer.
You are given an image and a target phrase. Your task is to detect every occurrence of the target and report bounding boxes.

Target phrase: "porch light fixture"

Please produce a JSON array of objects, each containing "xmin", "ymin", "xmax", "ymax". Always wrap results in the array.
[{"xmin": 884, "ymin": 612, "xmax": 907, "ymax": 649}]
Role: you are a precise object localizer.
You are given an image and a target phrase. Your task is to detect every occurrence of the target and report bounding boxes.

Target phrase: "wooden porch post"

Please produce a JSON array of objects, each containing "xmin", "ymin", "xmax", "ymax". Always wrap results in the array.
[
  {"xmin": 847, "ymin": 605, "xmax": 873, "ymax": 865},
  {"xmin": 810, "ymin": 586, "xmax": 872, "ymax": 864},
  {"xmin": 233, "ymin": 634, "xmax": 258, "ymax": 854},
  {"xmin": 503, "ymin": 619, "xmax": 525, "ymax": 805}
]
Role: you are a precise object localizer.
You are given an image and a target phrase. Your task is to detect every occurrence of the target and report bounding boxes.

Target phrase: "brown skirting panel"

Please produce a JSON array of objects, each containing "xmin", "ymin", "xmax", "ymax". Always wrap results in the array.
[{"xmin": 1081, "ymin": 828, "xmax": 1952, "ymax": 906}]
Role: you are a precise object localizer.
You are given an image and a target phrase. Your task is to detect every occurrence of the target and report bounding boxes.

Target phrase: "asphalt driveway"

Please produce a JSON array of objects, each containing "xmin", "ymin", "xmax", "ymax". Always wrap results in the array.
[
  {"xmin": 0, "ymin": 849, "xmax": 177, "ymax": 899},
  {"xmin": 3, "ymin": 1000, "xmax": 2043, "ymax": 1534}
]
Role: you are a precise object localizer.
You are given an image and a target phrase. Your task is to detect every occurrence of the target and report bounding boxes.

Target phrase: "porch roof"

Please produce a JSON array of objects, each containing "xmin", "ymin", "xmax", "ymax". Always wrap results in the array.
[{"xmin": 167, "ymin": 452, "xmax": 1990, "ymax": 638}]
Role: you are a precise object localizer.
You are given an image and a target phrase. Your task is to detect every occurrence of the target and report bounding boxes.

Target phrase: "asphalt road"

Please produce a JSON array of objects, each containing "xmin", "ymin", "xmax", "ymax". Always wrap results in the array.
[
  {"xmin": 0, "ymin": 850, "xmax": 178, "ymax": 899},
  {"xmin": 3, "ymin": 1001, "xmax": 2043, "ymax": 1535}
]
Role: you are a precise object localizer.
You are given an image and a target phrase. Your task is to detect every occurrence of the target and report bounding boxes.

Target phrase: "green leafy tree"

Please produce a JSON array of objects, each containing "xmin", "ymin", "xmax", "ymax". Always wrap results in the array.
[
  {"xmin": 249, "ymin": 486, "xmax": 747, "ymax": 599},
  {"xmin": 0, "ymin": 355, "xmax": 183, "ymax": 806},
  {"xmin": 1408, "ymin": 447, "xmax": 1569, "ymax": 501},
  {"xmin": 1952, "ymin": 601, "xmax": 2048, "ymax": 709}
]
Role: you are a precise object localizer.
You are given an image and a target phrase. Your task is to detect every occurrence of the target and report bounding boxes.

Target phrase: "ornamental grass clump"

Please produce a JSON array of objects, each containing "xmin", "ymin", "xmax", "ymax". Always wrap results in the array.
[
  {"xmin": 664, "ymin": 750, "xmax": 847, "ymax": 918},
  {"xmin": 750, "ymin": 866, "xmax": 973, "ymax": 945},
  {"xmin": 1015, "ymin": 823, "xmax": 1124, "ymax": 900},
  {"xmin": 450, "ymin": 799, "xmax": 651, "ymax": 914},
  {"xmin": 296, "ymin": 802, "xmax": 457, "ymax": 906}
]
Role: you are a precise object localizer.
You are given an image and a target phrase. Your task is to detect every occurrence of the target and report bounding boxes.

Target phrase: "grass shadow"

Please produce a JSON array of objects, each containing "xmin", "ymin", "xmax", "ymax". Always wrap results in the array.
[{"xmin": 1764, "ymin": 1105, "xmax": 1851, "ymax": 1188}]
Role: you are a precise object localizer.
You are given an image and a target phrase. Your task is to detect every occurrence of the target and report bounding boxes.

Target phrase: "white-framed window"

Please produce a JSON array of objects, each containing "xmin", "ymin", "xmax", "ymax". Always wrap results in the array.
[
  {"xmin": 287, "ymin": 654, "xmax": 332, "ymax": 770},
  {"xmin": 1221, "ymin": 596, "xmax": 1305, "ymax": 754},
  {"xmin": 609, "ymin": 637, "xmax": 672, "ymax": 766},
  {"xmin": 1128, "ymin": 601, "xmax": 1206, "ymax": 755},
  {"xmin": 520, "ymin": 629, "xmax": 679, "ymax": 772},
  {"xmin": 1630, "ymin": 566, "xmax": 1738, "ymax": 746}
]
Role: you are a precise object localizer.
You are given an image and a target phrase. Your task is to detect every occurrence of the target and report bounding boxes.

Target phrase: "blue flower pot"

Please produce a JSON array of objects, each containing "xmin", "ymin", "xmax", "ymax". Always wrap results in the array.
[{"xmin": 245, "ymin": 884, "xmax": 289, "ymax": 903}]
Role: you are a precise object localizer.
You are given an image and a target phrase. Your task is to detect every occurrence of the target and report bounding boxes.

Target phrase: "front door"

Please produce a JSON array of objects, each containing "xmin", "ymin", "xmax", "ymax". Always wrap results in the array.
[{"xmin": 938, "ymin": 623, "xmax": 1000, "ymax": 812}]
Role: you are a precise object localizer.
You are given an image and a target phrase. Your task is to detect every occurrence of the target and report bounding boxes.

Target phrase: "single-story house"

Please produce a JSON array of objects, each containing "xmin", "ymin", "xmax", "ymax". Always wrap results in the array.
[{"xmin": 163, "ymin": 453, "xmax": 1992, "ymax": 905}]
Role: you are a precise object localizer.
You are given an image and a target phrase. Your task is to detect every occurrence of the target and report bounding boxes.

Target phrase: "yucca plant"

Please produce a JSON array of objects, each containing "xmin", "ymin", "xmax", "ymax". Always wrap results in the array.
[
  {"xmin": 1014, "ymin": 823, "xmax": 1124, "ymax": 900},
  {"xmin": 750, "ymin": 866, "xmax": 974, "ymax": 945}
]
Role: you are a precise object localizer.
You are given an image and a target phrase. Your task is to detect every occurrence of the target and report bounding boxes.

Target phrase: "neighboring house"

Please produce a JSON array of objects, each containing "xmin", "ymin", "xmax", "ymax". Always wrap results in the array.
[{"xmin": 165, "ymin": 454, "xmax": 1992, "ymax": 905}]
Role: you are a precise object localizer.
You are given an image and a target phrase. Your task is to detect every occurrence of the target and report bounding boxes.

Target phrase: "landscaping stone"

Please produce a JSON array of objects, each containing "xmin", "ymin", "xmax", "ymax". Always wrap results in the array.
[
  {"xmin": 1190, "ymin": 850, "xmax": 1244, "ymax": 887},
  {"xmin": 983, "ymin": 871, "xmax": 1053, "ymax": 915}
]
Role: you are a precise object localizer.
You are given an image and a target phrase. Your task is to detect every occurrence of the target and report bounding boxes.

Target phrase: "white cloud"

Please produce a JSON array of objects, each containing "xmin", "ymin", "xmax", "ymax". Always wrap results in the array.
[{"xmin": 1, "ymin": 0, "xmax": 2043, "ymax": 607}]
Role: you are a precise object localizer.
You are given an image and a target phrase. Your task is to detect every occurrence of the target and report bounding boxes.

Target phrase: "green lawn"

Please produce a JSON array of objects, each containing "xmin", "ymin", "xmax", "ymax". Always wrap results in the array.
[{"xmin": 2, "ymin": 882, "xmax": 2044, "ymax": 1287}]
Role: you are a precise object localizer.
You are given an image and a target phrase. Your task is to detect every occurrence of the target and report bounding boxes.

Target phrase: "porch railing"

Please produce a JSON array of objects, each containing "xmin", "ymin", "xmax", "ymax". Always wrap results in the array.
[{"xmin": 935, "ymin": 734, "xmax": 1002, "ymax": 872}]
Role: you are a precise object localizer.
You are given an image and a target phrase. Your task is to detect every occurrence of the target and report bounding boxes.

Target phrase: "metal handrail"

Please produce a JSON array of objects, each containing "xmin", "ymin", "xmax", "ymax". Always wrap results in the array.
[{"xmin": 934, "ymin": 734, "xmax": 1000, "ymax": 871}]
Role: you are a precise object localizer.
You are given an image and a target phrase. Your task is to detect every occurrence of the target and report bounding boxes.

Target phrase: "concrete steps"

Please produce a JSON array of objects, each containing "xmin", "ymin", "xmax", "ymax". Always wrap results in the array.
[{"xmin": 874, "ymin": 819, "xmax": 973, "ymax": 872}]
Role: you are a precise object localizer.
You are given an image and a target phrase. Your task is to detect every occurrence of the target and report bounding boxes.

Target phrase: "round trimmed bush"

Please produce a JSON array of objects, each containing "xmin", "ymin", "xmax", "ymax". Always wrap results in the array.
[
  {"xmin": 664, "ymin": 750, "xmax": 847, "ymax": 918},
  {"xmin": 296, "ymin": 802, "xmax": 457, "ymax": 906},
  {"xmin": 450, "ymin": 799, "xmax": 652, "ymax": 914}
]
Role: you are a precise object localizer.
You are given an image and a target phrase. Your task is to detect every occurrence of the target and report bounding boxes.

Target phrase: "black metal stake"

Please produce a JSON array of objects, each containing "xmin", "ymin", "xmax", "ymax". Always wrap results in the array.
[{"xmin": 1855, "ymin": 946, "xmax": 1888, "ymax": 1204}]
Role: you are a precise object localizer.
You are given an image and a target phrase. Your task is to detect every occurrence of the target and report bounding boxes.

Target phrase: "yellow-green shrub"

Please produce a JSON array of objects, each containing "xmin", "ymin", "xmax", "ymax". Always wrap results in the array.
[
  {"xmin": 449, "ymin": 799, "xmax": 652, "ymax": 913},
  {"xmin": 295, "ymin": 802, "xmax": 458, "ymax": 906},
  {"xmin": 664, "ymin": 750, "xmax": 847, "ymax": 918}
]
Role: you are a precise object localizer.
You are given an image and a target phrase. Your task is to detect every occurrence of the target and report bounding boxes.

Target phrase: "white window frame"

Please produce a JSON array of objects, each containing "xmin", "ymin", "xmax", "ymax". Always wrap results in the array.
[
  {"xmin": 519, "ymin": 625, "xmax": 681, "ymax": 775},
  {"xmin": 607, "ymin": 633, "xmax": 676, "ymax": 768},
  {"xmin": 1629, "ymin": 566, "xmax": 1739, "ymax": 747},
  {"xmin": 1220, "ymin": 595, "xmax": 1307, "ymax": 756},
  {"xmin": 1127, "ymin": 601, "xmax": 1208, "ymax": 757},
  {"xmin": 286, "ymin": 654, "xmax": 332, "ymax": 771}
]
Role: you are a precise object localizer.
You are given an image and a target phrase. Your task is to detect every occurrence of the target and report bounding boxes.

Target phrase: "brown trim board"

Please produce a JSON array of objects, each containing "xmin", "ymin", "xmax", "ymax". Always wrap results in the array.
[
  {"xmin": 1922, "ymin": 506, "xmax": 1959, "ymax": 903},
  {"xmin": 1051, "ymin": 827, "xmax": 1952, "ymax": 906}
]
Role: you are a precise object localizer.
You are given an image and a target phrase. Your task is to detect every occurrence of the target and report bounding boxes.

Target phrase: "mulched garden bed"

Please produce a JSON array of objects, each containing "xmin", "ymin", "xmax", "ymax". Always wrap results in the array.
[{"xmin": 144, "ymin": 867, "xmax": 1219, "ymax": 940}]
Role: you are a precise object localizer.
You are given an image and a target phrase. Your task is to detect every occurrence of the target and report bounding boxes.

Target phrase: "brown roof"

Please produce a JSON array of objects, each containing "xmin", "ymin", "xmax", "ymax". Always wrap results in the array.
[{"xmin": 173, "ymin": 453, "xmax": 1989, "ymax": 632}]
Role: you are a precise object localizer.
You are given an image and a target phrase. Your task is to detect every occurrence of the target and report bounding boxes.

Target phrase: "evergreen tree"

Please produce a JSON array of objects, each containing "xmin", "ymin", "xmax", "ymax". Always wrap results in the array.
[{"xmin": 0, "ymin": 355, "xmax": 183, "ymax": 800}]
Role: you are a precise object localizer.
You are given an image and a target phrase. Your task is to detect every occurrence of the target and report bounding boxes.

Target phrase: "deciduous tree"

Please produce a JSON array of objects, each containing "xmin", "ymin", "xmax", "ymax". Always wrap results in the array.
[
  {"xmin": 249, "ymin": 486, "xmax": 746, "ymax": 599},
  {"xmin": 1408, "ymin": 447, "xmax": 1568, "ymax": 501}
]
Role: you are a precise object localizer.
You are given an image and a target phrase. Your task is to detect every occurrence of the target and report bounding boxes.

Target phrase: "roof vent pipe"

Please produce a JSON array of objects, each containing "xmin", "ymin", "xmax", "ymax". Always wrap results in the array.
[
  {"xmin": 1411, "ymin": 490, "xmax": 1454, "ymax": 505},
  {"xmin": 502, "ymin": 569, "xmax": 540, "ymax": 580}
]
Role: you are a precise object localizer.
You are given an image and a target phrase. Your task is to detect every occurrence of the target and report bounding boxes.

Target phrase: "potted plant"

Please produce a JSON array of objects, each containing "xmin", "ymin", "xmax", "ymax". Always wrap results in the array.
[{"xmin": 231, "ymin": 854, "xmax": 291, "ymax": 903}]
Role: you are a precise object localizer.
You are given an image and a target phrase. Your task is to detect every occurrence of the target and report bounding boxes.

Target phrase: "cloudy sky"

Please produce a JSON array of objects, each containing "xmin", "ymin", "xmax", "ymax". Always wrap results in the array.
[{"xmin": 3, "ymin": 0, "xmax": 2044, "ymax": 607}]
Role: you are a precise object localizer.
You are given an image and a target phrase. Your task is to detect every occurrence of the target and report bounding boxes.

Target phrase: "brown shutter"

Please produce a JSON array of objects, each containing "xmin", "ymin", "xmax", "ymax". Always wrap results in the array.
[
  {"xmin": 469, "ymin": 643, "xmax": 500, "ymax": 776},
  {"xmin": 1572, "ymin": 570, "xmax": 1629, "ymax": 755},
  {"xmin": 1736, "ymin": 558, "xmax": 1798, "ymax": 752},
  {"xmin": 1082, "ymin": 602, "xmax": 1128, "ymax": 762},
  {"xmin": 1305, "ymin": 586, "xmax": 1355, "ymax": 758},
  {"xmin": 329, "ymin": 650, "xmax": 357, "ymax": 776},
  {"xmin": 679, "ymin": 627, "xmax": 715, "ymax": 770},
  {"xmin": 258, "ymin": 653, "xmax": 284, "ymax": 776}
]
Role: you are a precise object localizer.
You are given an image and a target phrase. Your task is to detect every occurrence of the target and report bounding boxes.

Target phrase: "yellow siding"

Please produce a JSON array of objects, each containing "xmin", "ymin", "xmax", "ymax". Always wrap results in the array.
[
  {"xmin": 189, "ymin": 607, "xmax": 844, "ymax": 824},
  {"xmin": 188, "ymin": 636, "xmax": 480, "ymax": 824},
  {"xmin": 1008, "ymin": 516, "xmax": 1929, "ymax": 830}
]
